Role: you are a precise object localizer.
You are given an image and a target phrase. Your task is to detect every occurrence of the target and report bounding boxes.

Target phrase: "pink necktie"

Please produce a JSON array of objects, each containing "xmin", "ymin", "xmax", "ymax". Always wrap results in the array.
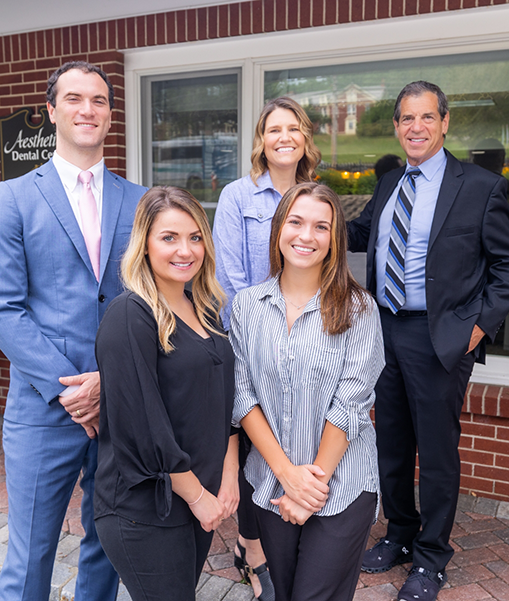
[{"xmin": 78, "ymin": 171, "xmax": 101, "ymax": 281}]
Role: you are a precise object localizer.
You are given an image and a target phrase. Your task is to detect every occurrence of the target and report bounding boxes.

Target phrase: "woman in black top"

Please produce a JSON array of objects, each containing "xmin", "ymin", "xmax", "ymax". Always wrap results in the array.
[{"xmin": 94, "ymin": 187, "xmax": 238, "ymax": 601}]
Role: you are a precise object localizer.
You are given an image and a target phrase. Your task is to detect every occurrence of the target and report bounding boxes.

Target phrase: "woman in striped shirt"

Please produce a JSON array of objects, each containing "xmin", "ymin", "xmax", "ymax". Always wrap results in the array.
[{"xmin": 230, "ymin": 182, "xmax": 385, "ymax": 601}]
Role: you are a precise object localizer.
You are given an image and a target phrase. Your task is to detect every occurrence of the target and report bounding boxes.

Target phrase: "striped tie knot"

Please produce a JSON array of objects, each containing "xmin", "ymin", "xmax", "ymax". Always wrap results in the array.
[{"xmin": 384, "ymin": 169, "xmax": 421, "ymax": 314}]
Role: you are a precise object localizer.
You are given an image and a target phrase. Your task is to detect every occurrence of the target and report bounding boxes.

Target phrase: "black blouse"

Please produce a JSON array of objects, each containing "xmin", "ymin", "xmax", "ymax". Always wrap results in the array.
[{"xmin": 94, "ymin": 291, "xmax": 234, "ymax": 527}]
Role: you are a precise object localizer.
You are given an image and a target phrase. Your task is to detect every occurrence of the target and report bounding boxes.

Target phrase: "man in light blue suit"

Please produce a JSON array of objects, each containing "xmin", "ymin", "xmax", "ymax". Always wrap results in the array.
[{"xmin": 0, "ymin": 62, "xmax": 146, "ymax": 600}]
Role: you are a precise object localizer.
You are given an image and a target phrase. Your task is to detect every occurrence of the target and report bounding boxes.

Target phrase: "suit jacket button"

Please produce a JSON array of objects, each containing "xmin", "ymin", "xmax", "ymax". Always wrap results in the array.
[{"xmin": 98, "ymin": 294, "xmax": 106, "ymax": 303}]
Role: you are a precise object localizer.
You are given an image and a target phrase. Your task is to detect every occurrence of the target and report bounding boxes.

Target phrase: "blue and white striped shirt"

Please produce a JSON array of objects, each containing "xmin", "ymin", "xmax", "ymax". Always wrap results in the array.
[{"xmin": 230, "ymin": 276, "xmax": 385, "ymax": 518}]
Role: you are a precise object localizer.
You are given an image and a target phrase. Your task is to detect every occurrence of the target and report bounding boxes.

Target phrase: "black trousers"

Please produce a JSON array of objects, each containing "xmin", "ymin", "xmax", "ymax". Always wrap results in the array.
[
  {"xmin": 95, "ymin": 515, "xmax": 213, "ymax": 601},
  {"xmin": 237, "ymin": 427, "xmax": 261, "ymax": 540},
  {"xmin": 376, "ymin": 309, "xmax": 475, "ymax": 571},
  {"xmin": 256, "ymin": 491, "xmax": 376, "ymax": 601}
]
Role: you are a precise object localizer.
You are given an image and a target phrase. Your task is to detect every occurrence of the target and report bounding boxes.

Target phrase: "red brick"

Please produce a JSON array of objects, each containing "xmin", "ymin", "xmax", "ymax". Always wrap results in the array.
[
  {"xmin": 22, "ymin": 93, "xmax": 46, "ymax": 105},
  {"xmin": 230, "ymin": 4, "xmax": 241, "ymax": 36},
  {"xmin": 136, "ymin": 16, "xmax": 146, "ymax": 47},
  {"xmin": 475, "ymin": 437, "xmax": 509, "ymax": 455},
  {"xmin": 36, "ymin": 30, "xmax": 45, "ymax": 58},
  {"xmin": 79, "ymin": 24, "xmax": 88, "ymax": 53},
  {"xmin": 498, "ymin": 427, "xmax": 509, "ymax": 442},
  {"xmin": 19, "ymin": 33, "xmax": 28, "ymax": 61},
  {"xmin": 62, "ymin": 28, "xmax": 71, "ymax": 56},
  {"xmin": 23, "ymin": 71, "xmax": 45, "ymax": 83},
  {"xmin": 495, "ymin": 480, "xmax": 509, "ymax": 497},
  {"xmin": 197, "ymin": 8, "xmax": 208, "ymax": 40},
  {"xmin": 312, "ymin": 0, "xmax": 324, "ymax": 25},
  {"xmin": 126, "ymin": 17, "xmax": 136, "ymax": 48},
  {"xmin": 28, "ymin": 31, "xmax": 37, "ymax": 59},
  {"xmin": 433, "ymin": 0, "xmax": 446, "ymax": 12},
  {"xmin": 299, "ymin": 0, "xmax": 311, "ymax": 27},
  {"xmin": 175, "ymin": 10, "xmax": 186, "ymax": 42},
  {"xmin": 13, "ymin": 60, "xmax": 35, "ymax": 73},
  {"xmin": 107, "ymin": 20, "xmax": 117, "ymax": 49},
  {"xmin": 405, "ymin": 0, "xmax": 418, "ymax": 15},
  {"xmin": 378, "ymin": 0, "xmax": 390, "ymax": 19},
  {"xmin": 364, "ymin": 0, "xmax": 377, "ymax": 20},
  {"xmin": 0, "ymin": 95, "xmax": 24, "ymax": 107},
  {"xmin": 493, "ymin": 0, "xmax": 508, "ymax": 4},
  {"xmin": 477, "ymin": 0, "xmax": 492, "ymax": 6},
  {"xmin": 36, "ymin": 82, "xmax": 47, "ymax": 93},
  {"xmin": 0, "ymin": 73, "xmax": 22, "ymax": 85},
  {"xmin": 187, "ymin": 9, "xmax": 198, "ymax": 42},
  {"xmin": 462, "ymin": 0, "xmax": 476, "ymax": 6},
  {"xmin": 462, "ymin": 422, "xmax": 496, "ymax": 438},
  {"xmin": 155, "ymin": 13, "xmax": 166, "ymax": 45},
  {"xmin": 447, "ymin": 0, "xmax": 461, "ymax": 9},
  {"xmin": 275, "ymin": 0, "xmax": 286, "ymax": 30},
  {"xmin": 35, "ymin": 58, "xmax": 62, "ymax": 71},
  {"xmin": 218, "ymin": 5, "xmax": 228, "ymax": 37},
  {"xmin": 11, "ymin": 35, "xmax": 21, "ymax": 63},
  {"xmin": 474, "ymin": 465, "xmax": 509, "ymax": 482},
  {"xmin": 460, "ymin": 449, "xmax": 493, "ymax": 466},
  {"xmin": 166, "ymin": 12, "xmax": 176, "ymax": 45},
  {"xmin": 459, "ymin": 436, "xmax": 473, "ymax": 449},
  {"xmin": 474, "ymin": 414, "xmax": 508, "ymax": 427},
  {"xmin": 241, "ymin": 1, "xmax": 253, "ymax": 34},
  {"xmin": 264, "ymin": 0, "xmax": 276, "ymax": 31},
  {"xmin": 391, "ymin": 0, "xmax": 403, "ymax": 17},
  {"xmin": 97, "ymin": 22, "xmax": 107, "ymax": 51},
  {"xmin": 88, "ymin": 50, "xmax": 124, "ymax": 64},
  {"xmin": 90, "ymin": 23, "xmax": 101, "ymax": 53},
  {"xmin": 70, "ymin": 25, "xmax": 80, "ymax": 54},
  {"xmin": 460, "ymin": 475, "xmax": 494, "ymax": 494},
  {"xmin": 461, "ymin": 462, "xmax": 473, "ymax": 476},
  {"xmin": 453, "ymin": 546, "xmax": 500, "ymax": 568},
  {"xmin": 288, "ymin": 0, "xmax": 298, "ymax": 29},
  {"xmin": 12, "ymin": 83, "xmax": 35, "ymax": 95},
  {"xmin": 496, "ymin": 455, "xmax": 509, "ymax": 470},
  {"xmin": 439, "ymin": 582, "xmax": 497, "ymax": 600},
  {"xmin": 325, "ymin": 0, "xmax": 338, "ymax": 25}
]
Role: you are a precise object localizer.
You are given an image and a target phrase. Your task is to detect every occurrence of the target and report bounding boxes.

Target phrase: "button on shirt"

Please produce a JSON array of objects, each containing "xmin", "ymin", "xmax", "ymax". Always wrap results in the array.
[
  {"xmin": 213, "ymin": 171, "xmax": 282, "ymax": 330},
  {"xmin": 52, "ymin": 152, "xmax": 104, "ymax": 229},
  {"xmin": 376, "ymin": 149, "xmax": 447, "ymax": 310},
  {"xmin": 230, "ymin": 277, "xmax": 385, "ymax": 517}
]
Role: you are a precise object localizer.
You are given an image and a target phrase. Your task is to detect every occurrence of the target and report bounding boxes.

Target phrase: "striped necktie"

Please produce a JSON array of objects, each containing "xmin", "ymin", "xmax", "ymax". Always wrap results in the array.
[{"xmin": 385, "ymin": 169, "xmax": 421, "ymax": 314}]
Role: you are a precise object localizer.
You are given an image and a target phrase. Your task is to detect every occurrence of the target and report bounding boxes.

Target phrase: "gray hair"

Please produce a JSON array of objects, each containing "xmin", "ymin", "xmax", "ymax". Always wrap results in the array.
[{"xmin": 393, "ymin": 81, "xmax": 448, "ymax": 122}]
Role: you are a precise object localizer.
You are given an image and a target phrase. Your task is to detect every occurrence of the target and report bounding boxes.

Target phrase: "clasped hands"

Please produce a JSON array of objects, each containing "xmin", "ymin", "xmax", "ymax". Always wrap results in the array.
[
  {"xmin": 271, "ymin": 464, "xmax": 329, "ymax": 525},
  {"xmin": 59, "ymin": 371, "xmax": 101, "ymax": 439}
]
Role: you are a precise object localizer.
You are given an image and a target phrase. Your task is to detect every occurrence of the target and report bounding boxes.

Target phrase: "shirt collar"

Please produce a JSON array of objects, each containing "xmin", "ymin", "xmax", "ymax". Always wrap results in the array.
[
  {"xmin": 52, "ymin": 152, "xmax": 105, "ymax": 193},
  {"xmin": 406, "ymin": 147, "xmax": 446, "ymax": 182},
  {"xmin": 257, "ymin": 275, "xmax": 321, "ymax": 312},
  {"xmin": 253, "ymin": 170, "xmax": 279, "ymax": 195}
]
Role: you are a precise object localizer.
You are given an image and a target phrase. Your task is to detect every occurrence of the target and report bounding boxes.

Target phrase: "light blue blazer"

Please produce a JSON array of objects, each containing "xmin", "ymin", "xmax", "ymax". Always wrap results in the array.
[{"xmin": 0, "ymin": 159, "xmax": 146, "ymax": 427}]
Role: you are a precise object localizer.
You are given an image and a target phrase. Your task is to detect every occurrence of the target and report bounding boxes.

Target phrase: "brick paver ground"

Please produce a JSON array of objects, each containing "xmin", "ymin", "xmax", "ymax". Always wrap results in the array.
[{"xmin": 0, "ymin": 423, "xmax": 508, "ymax": 600}]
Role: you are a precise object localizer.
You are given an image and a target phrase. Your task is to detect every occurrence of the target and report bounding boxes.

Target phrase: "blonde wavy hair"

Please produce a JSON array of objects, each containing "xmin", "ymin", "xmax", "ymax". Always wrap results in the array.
[
  {"xmin": 269, "ymin": 182, "xmax": 368, "ymax": 335},
  {"xmin": 121, "ymin": 186, "xmax": 226, "ymax": 353},
  {"xmin": 250, "ymin": 96, "xmax": 321, "ymax": 185}
]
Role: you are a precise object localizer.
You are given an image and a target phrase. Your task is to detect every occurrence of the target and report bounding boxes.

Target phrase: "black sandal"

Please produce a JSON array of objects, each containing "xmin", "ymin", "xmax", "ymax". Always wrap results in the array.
[{"xmin": 234, "ymin": 541, "xmax": 275, "ymax": 601}]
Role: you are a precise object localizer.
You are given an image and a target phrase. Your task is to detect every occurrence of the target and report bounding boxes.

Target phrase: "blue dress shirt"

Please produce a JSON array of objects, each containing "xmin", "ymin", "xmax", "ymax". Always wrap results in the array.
[
  {"xmin": 376, "ymin": 148, "xmax": 447, "ymax": 310},
  {"xmin": 213, "ymin": 171, "xmax": 282, "ymax": 330}
]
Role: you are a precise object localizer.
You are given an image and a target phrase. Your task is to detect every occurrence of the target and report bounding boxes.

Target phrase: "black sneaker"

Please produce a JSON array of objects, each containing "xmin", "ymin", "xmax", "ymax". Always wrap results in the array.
[
  {"xmin": 361, "ymin": 538, "xmax": 413, "ymax": 573},
  {"xmin": 398, "ymin": 566, "xmax": 448, "ymax": 601}
]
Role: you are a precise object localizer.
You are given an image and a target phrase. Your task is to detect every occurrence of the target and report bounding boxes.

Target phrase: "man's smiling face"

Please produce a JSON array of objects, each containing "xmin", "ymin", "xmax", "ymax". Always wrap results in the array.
[
  {"xmin": 47, "ymin": 68, "xmax": 112, "ymax": 163},
  {"xmin": 394, "ymin": 91, "xmax": 449, "ymax": 167}
]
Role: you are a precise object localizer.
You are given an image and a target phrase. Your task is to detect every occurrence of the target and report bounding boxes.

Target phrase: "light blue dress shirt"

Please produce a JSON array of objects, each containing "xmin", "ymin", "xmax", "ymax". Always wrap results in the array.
[
  {"xmin": 376, "ymin": 148, "xmax": 447, "ymax": 310},
  {"xmin": 213, "ymin": 171, "xmax": 282, "ymax": 330},
  {"xmin": 230, "ymin": 277, "xmax": 385, "ymax": 518}
]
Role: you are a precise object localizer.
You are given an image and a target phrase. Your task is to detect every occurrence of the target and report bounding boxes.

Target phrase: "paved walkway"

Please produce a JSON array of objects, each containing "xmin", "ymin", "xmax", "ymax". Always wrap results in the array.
[{"xmin": 1, "ymin": 427, "xmax": 509, "ymax": 600}]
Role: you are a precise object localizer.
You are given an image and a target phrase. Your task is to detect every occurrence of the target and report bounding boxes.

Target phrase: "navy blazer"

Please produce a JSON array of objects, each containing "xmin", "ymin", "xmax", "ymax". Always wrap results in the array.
[
  {"xmin": 0, "ymin": 159, "xmax": 146, "ymax": 426},
  {"xmin": 347, "ymin": 150, "xmax": 509, "ymax": 372}
]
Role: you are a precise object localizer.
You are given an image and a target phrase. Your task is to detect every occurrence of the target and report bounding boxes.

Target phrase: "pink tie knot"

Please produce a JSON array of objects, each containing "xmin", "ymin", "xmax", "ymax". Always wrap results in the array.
[{"xmin": 78, "ymin": 170, "xmax": 93, "ymax": 186}]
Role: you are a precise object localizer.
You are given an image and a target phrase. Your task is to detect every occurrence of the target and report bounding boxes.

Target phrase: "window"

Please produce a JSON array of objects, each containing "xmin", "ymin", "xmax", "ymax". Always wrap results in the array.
[{"xmin": 141, "ymin": 70, "xmax": 241, "ymax": 223}]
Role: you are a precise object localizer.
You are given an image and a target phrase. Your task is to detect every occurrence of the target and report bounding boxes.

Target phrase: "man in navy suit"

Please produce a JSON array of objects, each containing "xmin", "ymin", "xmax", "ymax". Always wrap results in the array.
[
  {"xmin": 348, "ymin": 81, "xmax": 509, "ymax": 601},
  {"xmin": 0, "ymin": 62, "xmax": 146, "ymax": 600}
]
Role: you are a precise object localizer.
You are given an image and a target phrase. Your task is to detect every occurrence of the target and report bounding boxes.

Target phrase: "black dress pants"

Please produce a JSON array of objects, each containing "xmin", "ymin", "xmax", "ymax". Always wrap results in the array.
[
  {"xmin": 95, "ymin": 514, "xmax": 213, "ymax": 601},
  {"xmin": 255, "ymin": 491, "xmax": 376, "ymax": 601},
  {"xmin": 237, "ymin": 427, "xmax": 261, "ymax": 540},
  {"xmin": 376, "ymin": 310, "xmax": 475, "ymax": 571}
]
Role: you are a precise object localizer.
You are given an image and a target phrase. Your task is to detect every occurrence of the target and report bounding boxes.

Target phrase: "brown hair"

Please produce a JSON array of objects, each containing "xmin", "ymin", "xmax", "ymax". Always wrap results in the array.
[
  {"xmin": 250, "ymin": 96, "xmax": 321, "ymax": 185},
  {"xmin": 122, "ymin": 186, "xmax": 226, "ymax": 352},
  {"xmin": 269, "ymin": 182, "xmax": 368, "ymax": 335}
]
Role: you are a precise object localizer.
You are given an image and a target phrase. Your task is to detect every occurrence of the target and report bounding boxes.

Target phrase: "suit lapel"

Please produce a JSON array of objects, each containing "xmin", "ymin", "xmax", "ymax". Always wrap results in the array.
[
  {"xmin": 99, "ymin": 167, "xmax": 123, "ymax": 282},
  {"xmin": 428, "ymin": 150, "xmax": 464, "ymax": 251},
  {"xmin": 35, "ymin": 161, "xmax": 95, "ymax": 276}
]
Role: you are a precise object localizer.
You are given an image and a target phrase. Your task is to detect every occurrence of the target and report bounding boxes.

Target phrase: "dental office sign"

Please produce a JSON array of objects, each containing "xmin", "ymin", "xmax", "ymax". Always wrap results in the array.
[{"xmin": 0, "ymin": 107, "xmax": 56, "ymax": 181}]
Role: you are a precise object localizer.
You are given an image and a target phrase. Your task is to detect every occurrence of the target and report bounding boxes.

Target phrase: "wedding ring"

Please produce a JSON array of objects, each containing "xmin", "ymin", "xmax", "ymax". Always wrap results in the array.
[{"xmin": 76, "ymin": 409, "xmax": 82, "ymax": 417}]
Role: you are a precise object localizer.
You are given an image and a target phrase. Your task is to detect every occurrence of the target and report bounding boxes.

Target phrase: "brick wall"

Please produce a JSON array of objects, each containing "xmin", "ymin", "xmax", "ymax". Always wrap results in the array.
[{"xmin": 1, "ymin": 0, "xmax": 509, "ymax": 497}]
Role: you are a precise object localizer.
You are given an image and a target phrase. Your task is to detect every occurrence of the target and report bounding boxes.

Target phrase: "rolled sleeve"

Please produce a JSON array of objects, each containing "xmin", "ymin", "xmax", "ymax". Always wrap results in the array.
[{"xmin": 326, "ymin": 301, "xmax": 385, "ymax": 441}]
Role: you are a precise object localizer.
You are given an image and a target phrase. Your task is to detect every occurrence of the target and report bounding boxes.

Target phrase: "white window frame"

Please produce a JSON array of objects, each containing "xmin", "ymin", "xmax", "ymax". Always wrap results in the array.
[{"xmin": 123, "ymin": 4, "xmax": 509, "ymax": 385}]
